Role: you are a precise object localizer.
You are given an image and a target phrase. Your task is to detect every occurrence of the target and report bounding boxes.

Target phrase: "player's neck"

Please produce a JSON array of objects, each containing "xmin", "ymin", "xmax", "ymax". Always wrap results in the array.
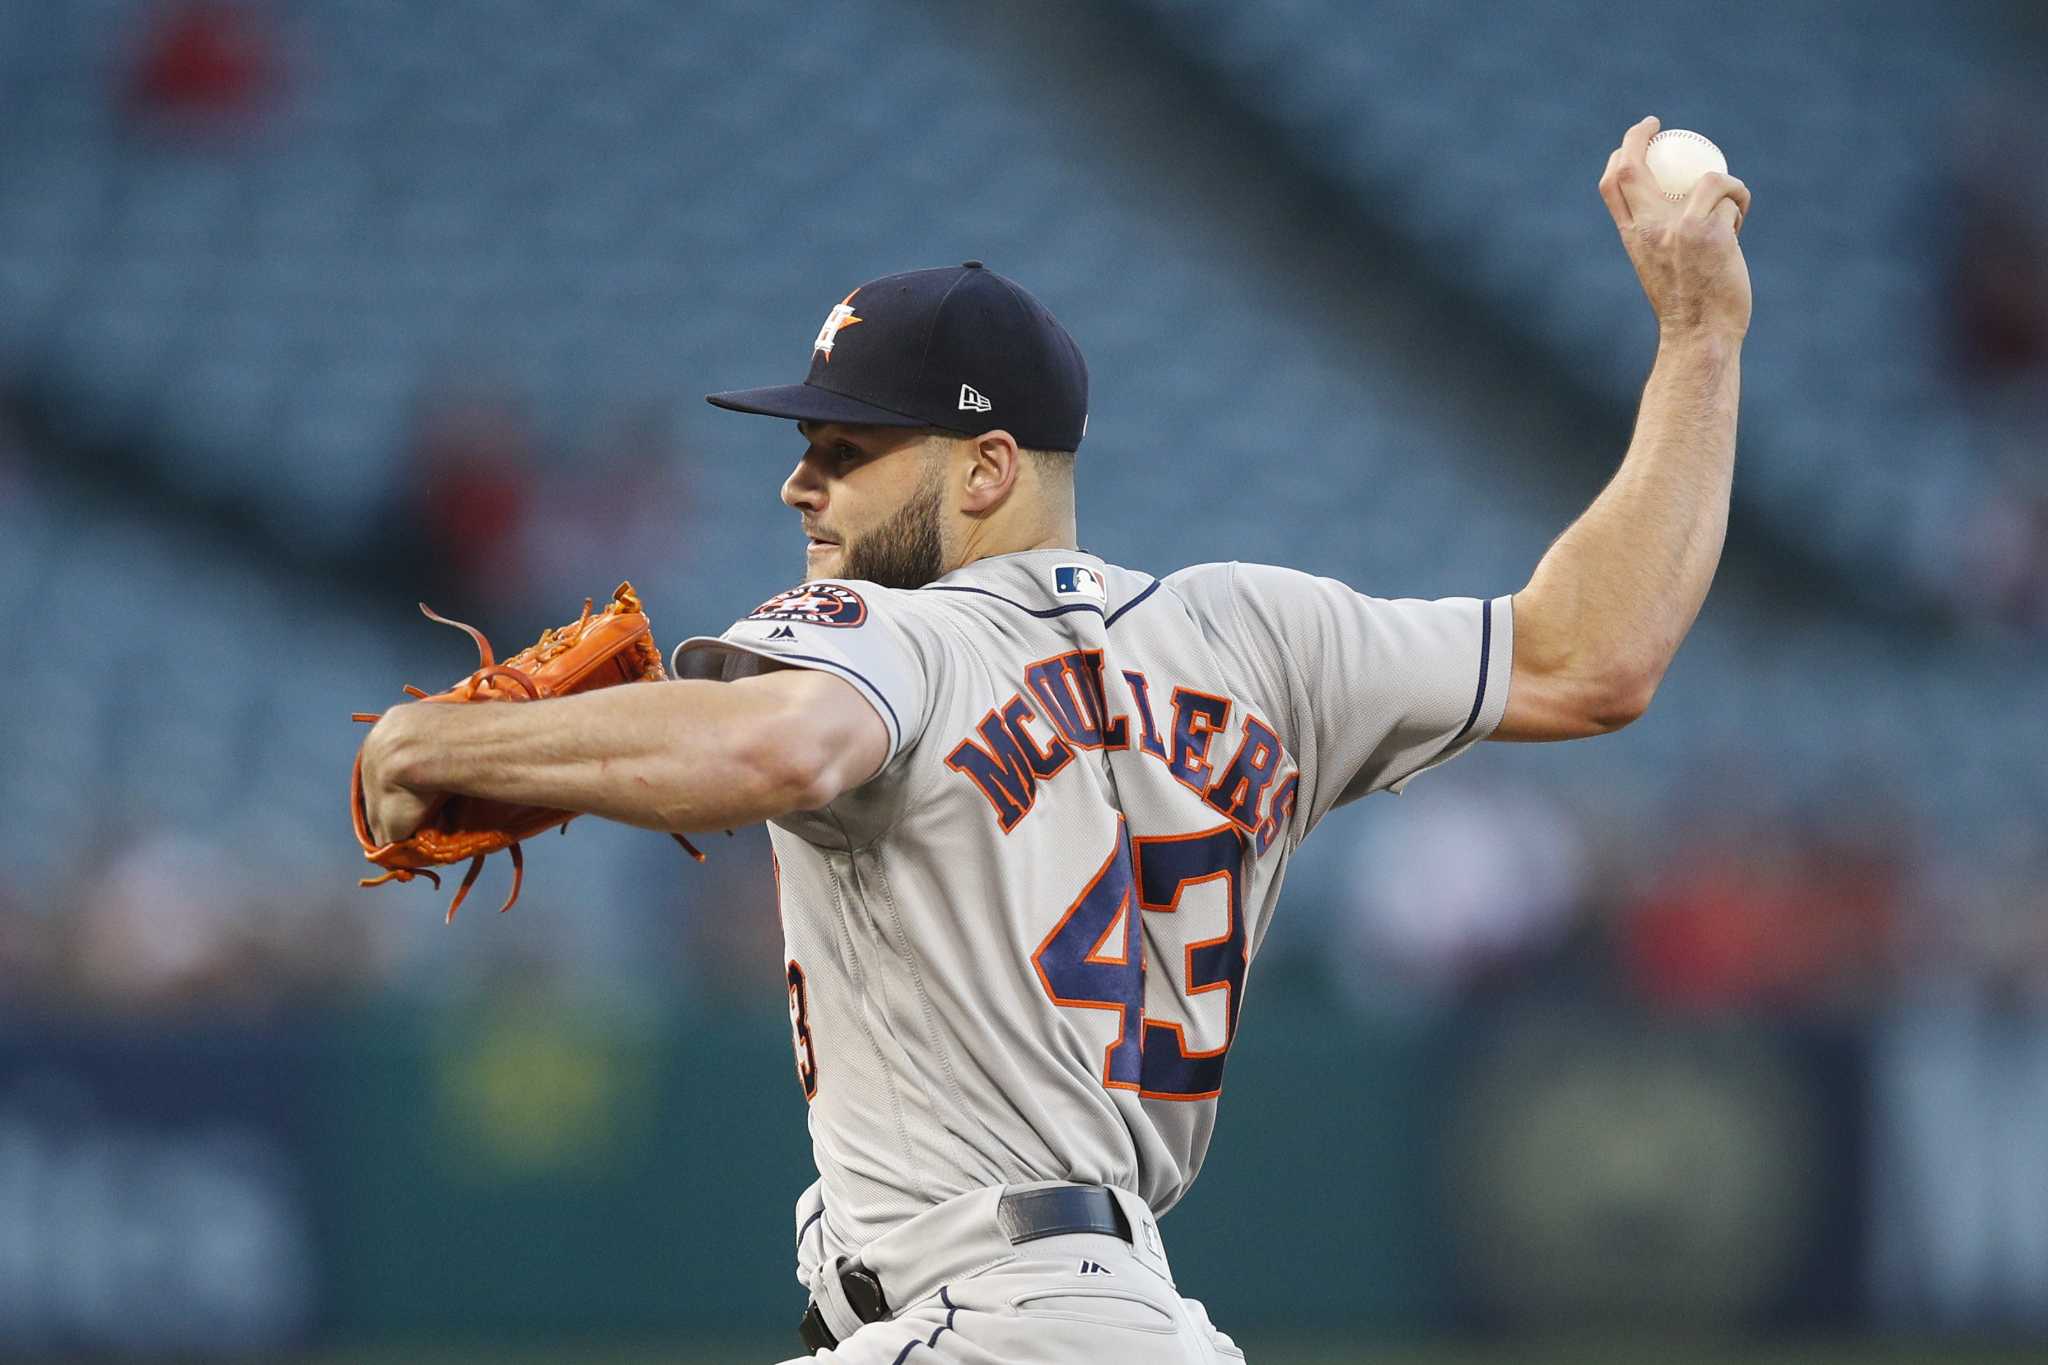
[
  {"xmin": 946, "ymin": 504, "xmax": 1077, "ymax": 574},
  {"xmin": 945, "ymin": 533, "xmax": 1080, "ymax": 576}
]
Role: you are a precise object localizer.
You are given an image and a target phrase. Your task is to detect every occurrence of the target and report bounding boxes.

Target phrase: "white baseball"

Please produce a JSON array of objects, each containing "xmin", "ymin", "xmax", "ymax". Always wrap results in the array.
[{"xmin": 1645, "ymin": 128, "xmax": 1728, "ymax": 201}]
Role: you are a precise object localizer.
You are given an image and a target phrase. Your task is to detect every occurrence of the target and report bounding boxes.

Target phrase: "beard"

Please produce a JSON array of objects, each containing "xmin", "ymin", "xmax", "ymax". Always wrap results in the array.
[{"xmin": 807, "ymin": 465, "xmax": 946, "ymax": 590}]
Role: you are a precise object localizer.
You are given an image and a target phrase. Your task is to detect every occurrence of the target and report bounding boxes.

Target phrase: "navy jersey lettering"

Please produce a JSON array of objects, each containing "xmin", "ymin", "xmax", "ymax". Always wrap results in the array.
[
  {"xmin": 1167, "ymin": 688, "xmax": 1231, "ymax": 791},
  {"xmin": 1203, "ymin": 716, "xmax": 1284, "ymax": 830}
]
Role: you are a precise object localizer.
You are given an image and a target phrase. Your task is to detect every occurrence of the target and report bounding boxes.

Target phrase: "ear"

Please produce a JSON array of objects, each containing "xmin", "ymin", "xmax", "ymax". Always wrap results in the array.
[{"xmin": 958, "ymin": 429, "xmax": 1021, "ymax": 515}]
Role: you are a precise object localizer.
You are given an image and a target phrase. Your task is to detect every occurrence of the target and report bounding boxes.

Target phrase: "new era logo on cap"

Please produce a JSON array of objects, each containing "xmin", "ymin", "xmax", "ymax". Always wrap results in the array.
[{"xmin": 959, "ymin": 384, "xmax": 991, "ymax": 413}]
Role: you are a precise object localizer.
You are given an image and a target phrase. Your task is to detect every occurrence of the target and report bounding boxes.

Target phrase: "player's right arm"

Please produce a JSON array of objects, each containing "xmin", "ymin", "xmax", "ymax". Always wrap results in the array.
[{"xmin": 1495, "ymin": 114, "xmax": 1751, "ymax": 741}]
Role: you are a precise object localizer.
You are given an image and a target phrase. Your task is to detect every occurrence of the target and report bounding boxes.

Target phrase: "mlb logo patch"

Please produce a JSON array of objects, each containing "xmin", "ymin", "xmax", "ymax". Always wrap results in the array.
[{"xmin": 1053, "ymin": 565, "xmax": 1105, "ymax": 602}]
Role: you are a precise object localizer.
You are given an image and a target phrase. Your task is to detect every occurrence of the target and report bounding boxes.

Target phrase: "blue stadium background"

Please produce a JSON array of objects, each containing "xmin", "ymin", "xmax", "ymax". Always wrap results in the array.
[{"xmin": 1, "ymin": 1, "xmax": 2045, "ymax": 1360}]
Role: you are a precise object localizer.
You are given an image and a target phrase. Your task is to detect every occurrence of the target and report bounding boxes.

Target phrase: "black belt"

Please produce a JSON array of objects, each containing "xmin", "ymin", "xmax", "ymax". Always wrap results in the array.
[{"xmin": 799, "ymin": 1186, "xmax": 1133, "ymax": 1351}]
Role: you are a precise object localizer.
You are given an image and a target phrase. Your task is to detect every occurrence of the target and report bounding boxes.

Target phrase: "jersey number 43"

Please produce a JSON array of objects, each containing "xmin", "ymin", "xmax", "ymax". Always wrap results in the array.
[{"xmin": 1032, "ymin": 817, "xmax": 1247, "ymax": 1102}]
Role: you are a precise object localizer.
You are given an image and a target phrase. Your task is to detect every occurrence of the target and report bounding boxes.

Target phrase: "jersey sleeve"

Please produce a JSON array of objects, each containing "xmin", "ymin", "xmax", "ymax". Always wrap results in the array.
[
  {"xmin": 1209, "ymin": 562, "xmax": 1514, "ymax": 831},
  {"xmin": 669, "ymin": 580, "xmax": 934, "ymax": 766}
]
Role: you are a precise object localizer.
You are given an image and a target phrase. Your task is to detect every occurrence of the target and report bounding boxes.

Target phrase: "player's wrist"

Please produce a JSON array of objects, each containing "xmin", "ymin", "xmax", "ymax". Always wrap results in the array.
[
  {"xmin": 1655, "ymin": 321, "xmax": 1745, "ymax": 354},
  {"xmin": 363, "ymin": 701, "xmax": 437, "ymax": 789}
]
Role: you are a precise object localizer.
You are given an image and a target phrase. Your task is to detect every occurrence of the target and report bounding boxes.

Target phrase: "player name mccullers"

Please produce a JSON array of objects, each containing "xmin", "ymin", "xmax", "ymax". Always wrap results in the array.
[{"xmin": 942, "ymin": 646, "xmax": 1297, "ymax": 856}]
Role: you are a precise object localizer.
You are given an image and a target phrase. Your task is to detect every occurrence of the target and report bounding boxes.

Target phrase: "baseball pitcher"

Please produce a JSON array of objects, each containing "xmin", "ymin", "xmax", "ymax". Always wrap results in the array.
[{"xmin": 357, "ymin": 117, "xmax": 1751, "ymax": 1361}]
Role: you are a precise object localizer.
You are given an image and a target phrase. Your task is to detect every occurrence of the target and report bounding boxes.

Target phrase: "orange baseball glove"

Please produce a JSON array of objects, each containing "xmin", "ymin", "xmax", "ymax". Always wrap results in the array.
[{"xmin": 350, "ymin": 582, "xmax": 702, "ymax": 921}]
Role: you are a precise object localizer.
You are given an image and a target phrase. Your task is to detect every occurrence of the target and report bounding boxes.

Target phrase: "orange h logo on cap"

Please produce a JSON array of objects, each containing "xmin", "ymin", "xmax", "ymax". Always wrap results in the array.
[{"xmin": 811, "ymin": 289, "xmax": 863, "ymax": 361}]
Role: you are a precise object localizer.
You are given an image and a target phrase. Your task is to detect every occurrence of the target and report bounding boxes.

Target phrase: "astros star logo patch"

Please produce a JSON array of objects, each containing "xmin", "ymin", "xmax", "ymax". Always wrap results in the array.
[
  {"xmin": 811, "ymin": 289, "xmax": 863, "ymax": 362},
  {"xmin": 748, "ymin": 582, "xmax": 868, "ymax": 627}
]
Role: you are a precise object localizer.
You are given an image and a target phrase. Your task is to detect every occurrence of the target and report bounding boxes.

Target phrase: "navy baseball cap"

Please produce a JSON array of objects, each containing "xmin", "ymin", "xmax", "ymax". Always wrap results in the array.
[{"xmin": 707, "ymin": 262, "xmax": 1090, "ymax": 452}]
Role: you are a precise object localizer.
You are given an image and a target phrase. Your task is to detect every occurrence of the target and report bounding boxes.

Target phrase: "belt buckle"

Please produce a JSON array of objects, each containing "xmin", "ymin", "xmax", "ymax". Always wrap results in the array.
[{"xmin": 842, "ymin": 1265, "xmax": 890, "ymax": 1322}]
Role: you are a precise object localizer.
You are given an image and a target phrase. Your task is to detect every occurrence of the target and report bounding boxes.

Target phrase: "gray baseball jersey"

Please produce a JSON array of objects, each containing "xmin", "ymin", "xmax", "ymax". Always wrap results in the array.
[{"xmin": 674, "ymin": 548, "xmax": 1512, "ymax": 1276}]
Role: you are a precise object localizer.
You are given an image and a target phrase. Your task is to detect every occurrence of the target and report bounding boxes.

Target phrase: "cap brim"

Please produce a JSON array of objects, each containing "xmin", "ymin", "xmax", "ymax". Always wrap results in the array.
[{"xmin": 705, "ymin": 383, "xmax": 933, "ymax": 429}]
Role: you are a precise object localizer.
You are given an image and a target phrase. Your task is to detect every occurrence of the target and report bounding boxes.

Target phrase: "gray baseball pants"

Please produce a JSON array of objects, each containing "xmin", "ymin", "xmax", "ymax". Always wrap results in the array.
[{"xmin": 775, "ymin": 1183, "xmax": 1244, "ymax": 1363}]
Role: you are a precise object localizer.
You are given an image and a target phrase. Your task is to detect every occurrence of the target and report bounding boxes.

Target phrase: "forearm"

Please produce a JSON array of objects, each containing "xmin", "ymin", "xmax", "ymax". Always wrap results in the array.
[
  {"xmin": 380, "ymin": 679, "xmax": 813, "ymax": 835},
  {"xmin": 1516, "ymin": 327, "xmax": 1741, "ymax": 711}
]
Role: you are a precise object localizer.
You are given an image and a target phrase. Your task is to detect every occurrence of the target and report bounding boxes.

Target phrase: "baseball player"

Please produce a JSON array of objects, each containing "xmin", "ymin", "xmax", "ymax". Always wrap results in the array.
[{"xmin": 358, "ymin": 117, "xmax": 1750, "ymax": 1360}]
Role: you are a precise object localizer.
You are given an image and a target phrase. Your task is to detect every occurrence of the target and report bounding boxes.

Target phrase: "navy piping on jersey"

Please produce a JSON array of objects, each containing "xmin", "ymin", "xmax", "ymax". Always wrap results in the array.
[
  {"xmin": 890, "ymin": 1286, "xmax": 959, "ymax": 1363},
  {"xmin": 761, "ymin": 650, "xmax": 903, "ymax": 744},
  {"xmin": 924, "ymin": 577, "xmax": 1163, "ymax": 626},
  {"xmin": 1448, "ymin": 597, "xmax": 1494, "ymax": 746},
  {"xmin": 924, "ymin": 584, "xmax": 1104, "ymax": 619},
  {"xmin": 1104, "ymin": 578, "xmax": 1162, "ymax": 627},
  {"xmin": 1391, "ymin": 598, "xmax": 1495, "ymax": 788},
  {"xmin": 798, "ymin": 1207, "xmax": 824, "ymax": 1248}
]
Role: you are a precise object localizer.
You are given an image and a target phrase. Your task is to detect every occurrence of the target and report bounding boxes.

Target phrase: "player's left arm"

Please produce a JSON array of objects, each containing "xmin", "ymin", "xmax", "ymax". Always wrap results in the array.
[
  {"xmin": 357, "ymin": 668, "xmax": 888, "ymax": 846},
  {"xmin": 1495, "ymin": 115, "xmax": 1751, "ymax": 742}
]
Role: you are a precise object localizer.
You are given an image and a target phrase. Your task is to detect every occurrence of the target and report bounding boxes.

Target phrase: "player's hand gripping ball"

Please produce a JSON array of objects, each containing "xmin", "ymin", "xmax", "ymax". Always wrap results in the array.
[
  {"xmin": 1598, "ymin": 116, "xmax": 1752, "ymax": 337},
  {"xmin": 1644, "ymin": 128, "xmax": 1728, "ymax": 200},
  {"xmin": 349, "ymin": 582, "xmax": 705, "ymax": 921}
]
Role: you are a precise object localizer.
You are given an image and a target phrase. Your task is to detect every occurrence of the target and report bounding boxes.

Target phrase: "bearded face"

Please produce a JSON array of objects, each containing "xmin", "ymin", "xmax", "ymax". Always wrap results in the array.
[
  {"xmin": 831, "ymin": 464, "xmax": 942, "ymax": 589},
  {"xmin": 803, "ymin": 453, "xmax": 947, "ymax": 590}
]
